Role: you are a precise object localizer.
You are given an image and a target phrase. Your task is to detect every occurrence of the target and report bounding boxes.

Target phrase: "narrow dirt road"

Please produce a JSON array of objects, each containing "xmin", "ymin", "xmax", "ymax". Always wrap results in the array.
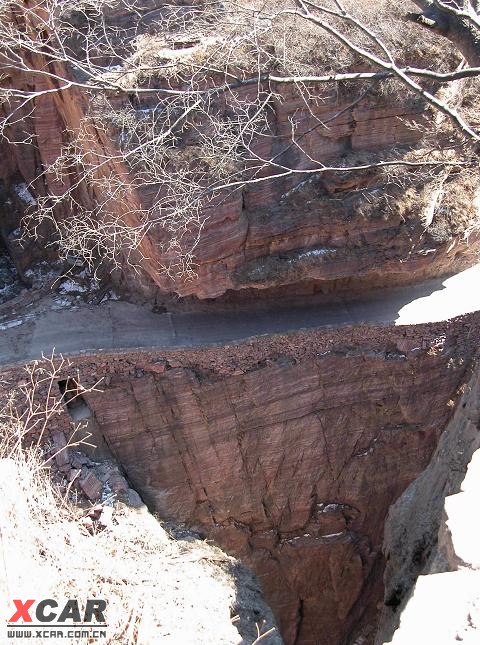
[{"xmin": 1, "ymin": 264, "xmax": 479, "ymax": 366}]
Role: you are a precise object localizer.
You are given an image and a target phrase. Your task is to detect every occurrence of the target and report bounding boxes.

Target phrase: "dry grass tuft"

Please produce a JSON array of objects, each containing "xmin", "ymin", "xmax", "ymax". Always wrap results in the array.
[{"xmin": 115, "ymin": 0, "xmax": 461, "ymax": 94}]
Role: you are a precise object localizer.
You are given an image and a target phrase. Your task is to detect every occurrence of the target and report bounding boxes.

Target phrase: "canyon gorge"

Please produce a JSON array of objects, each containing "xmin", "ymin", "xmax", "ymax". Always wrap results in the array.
[{"xmin": 1, "ymin": 1, "xmax": 480, "ymax": 644}]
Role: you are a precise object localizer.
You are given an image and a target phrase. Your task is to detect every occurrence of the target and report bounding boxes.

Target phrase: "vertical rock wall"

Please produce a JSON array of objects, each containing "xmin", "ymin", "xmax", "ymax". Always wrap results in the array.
[
  {"xmin": 376, "ymin": 360, "xmax": 480, "ymax": 643},
  {"xmin": 40, "ymin": 319, "xmax": 474, "ymax": 644}
]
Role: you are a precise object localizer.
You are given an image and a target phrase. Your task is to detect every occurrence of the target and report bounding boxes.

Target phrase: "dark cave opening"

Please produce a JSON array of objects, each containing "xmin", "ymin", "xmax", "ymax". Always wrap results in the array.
[{"xmin": 58, "ymin": 377, "xmax": 92, "ymax": 423}]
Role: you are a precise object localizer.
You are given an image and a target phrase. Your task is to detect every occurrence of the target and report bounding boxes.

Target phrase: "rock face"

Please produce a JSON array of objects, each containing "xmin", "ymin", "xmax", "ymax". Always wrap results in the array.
[
  {"xmin": 1, "ymin": 4, "xmax": 479, "ymax": 643},
  {"xmin": 376, "ymin": 356, "xmax": 480, "ymax": 643},
  {"xmin": 379, "ymin": 414, "xmax": 480, "ymax": 644},
  {"xmin": 39, "ymin": 316, "xmax": 473, "ymax": 645},
  {"xmin": 2, "ymin": 1, "xmax": 479, "ymax": 304},
  {"xmin": 1, "ymin": 68, "xmax": 479, "ymax": 303},
  {"xmin": 0, "ymin": 0, "xmax": 475, "ymax": 305}
]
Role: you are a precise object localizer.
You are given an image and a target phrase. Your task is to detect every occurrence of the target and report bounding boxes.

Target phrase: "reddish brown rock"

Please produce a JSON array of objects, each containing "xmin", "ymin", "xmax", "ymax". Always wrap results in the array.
[
  {"xmin": 139, "ymin": 360, "xmax": 168, "ymax": 375},
  {"xmin": 74, "ymin": 320, "xmax": 476, "ymax": 644},
  {"xmin": 51, "ymin": 430, "xmax": 69, "ymax": 468},
  {"xmin": 0, "ymin": 317, "xmax": 477, "ymax": 643},
  {"xmin": 79, "ymin": 470, "xmax": 103, "ymax": 501},
  {"xmin": 2, "ymin": 60, "xmax": 478, "ymax": 303},
  {"xmin": 67, "ymin": 468, "xmax": 81, "ymax": 483},
  {"xmin": 107, "ymin": 471, "xmax": 130, "ymax": 494}
]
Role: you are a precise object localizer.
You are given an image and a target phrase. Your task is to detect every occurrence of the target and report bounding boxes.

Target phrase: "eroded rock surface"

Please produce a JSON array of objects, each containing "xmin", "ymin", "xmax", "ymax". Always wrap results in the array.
[
  {"xmin": 47, "ymin": 318, "xmax": 474, "ymax": 644},
  {"xmin": 1, "ymin": 69, "xmax": 479, "ymax": 303},
  {"xmin": 376, "ymin": 359, "xmax": 480, "ymax": 644},
  {"xmin": 379, "ymin": 433, "xmax": 480, "ymax": 644}
]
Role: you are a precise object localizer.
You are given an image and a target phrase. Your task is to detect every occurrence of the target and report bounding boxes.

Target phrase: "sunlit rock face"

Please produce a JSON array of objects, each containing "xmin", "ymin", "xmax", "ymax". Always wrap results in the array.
[
  {"xmin": 376, "ymin": 361, "xmax": 480, "ymax": 644},
  {"xmin": 1, "ymin": 58, "xmax": 478, "ymax": 303},
  {"xmin": 1, "ymin": 5, "xmax": 479, "ymax": 643},
  {"xmin": 66, "ymin": 316, "xmax": 478, "ymax": 644}
]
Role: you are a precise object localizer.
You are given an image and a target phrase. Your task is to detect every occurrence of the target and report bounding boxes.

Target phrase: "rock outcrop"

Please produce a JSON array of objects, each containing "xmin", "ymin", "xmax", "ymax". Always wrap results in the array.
[
  {"xmin": 376, "ymin": 356, "xmax": 480, "ymax": 643},
  {"xmin": 5, "ymin": 314, "xmax": 468, "ymax": 644},
  {"xmin": 387, "ymin": 443, "xmax": 480, "ymax": 644},
  {"xmin": 0, "ymin": 456, "xmax": 281, "ymax": 644},
  {"xmin": 1, "ymin": 3, "xmax": 479, "ymax": 644},
  {"xmin": 1, "ymin": 68, "xmax": 479, "ymax": 303}
]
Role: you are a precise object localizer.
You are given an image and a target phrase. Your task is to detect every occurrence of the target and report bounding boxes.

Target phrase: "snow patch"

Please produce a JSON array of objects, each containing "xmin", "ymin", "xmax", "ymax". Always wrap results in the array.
[
  {"xmin": 24, "ymin": 261, "xmax": 60, "ymax": 285},
  {"xmin": 0, "ymin": 319, "xmax": 23, "ymax": 330},
  {"xmin": 296, "ymin": 248, "xmax": 336, "ymax": 260},
  {"xmin": 356, "ymin": 449, "xmax": 373, "ymax": 457},
  {"xmin": 137, "ymin": 107, "xmax": 157, "ymax": 115},
  {"xmin": 317, "ymin": 503, "xmax": 343, "ymax": 513},
  {"xmin": 51, "ymin": 298, "xmax": 72, "ymax": 310},
  {"xmin": 281, "ymin": 177, "xmax": 316, "ymax": 200},
  {"xmin": 13, "ymin": 183, "xmax": 37, "ymax": 206},
  {"xmin": 59, "ymin": 279, "xmax": 88, "ymax": 294}
]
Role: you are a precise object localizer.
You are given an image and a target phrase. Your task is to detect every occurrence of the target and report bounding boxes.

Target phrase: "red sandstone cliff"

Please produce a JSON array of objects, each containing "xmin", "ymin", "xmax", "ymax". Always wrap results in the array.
[
  {"xmin": 1, "ymin": 3, "xmax": 480, "ymax": 643},
  {"xmin": 1, "ymin": 315, "xmax": 469, "ymax": 644},
  {"xmin": 2, "ymin": 79, "xmax": 478, "ymax": 302},
  {"xmin": 1, "ymin": 3, "xmax": 479, "ymax": 303}
]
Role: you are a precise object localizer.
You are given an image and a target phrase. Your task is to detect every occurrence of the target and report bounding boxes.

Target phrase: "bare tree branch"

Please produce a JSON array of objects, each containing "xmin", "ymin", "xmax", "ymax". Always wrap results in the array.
[{"xmin": 0, "ymin": 0, "xmax": 478, "ymax": 285}]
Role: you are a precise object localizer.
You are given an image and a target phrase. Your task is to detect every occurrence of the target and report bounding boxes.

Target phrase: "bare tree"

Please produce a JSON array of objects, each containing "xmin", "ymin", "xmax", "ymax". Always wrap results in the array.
[
  {"xmin": 0, "ymin": 350, "xmax": 102, "ymax": 456},
  {"xmin": 0, "ymin": 0, "xmax": 479, "ymax": 284}
]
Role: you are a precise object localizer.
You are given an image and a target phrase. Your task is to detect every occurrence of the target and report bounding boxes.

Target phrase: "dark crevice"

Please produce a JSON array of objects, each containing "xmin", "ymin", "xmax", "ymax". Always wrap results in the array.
[
  {"xmin": 292, "ymin": 598, "xmax": 304, "ymax": 645},
  {"xmin": 58, "ymin": 377, "xmax": 91, "ymax": 422}
]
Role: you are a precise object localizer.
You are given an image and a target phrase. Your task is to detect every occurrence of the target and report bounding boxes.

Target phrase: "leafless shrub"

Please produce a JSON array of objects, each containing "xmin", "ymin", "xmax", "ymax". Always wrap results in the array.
[
  {"xmin": 0, "ymin": 351, "xmax": 102, "ymax": 454},
  {"xmin": 0, "ymin": 0, "xmax": 479, "ymax": 283}
]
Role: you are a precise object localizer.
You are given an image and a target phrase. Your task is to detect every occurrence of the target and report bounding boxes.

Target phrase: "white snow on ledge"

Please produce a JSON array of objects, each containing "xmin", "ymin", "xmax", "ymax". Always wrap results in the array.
[
  {"xmin": 0, "ymin": 319, "xmax": 22, "ymax": 330},
  {"xmin": 296, "ymin": 248, "xmax": 336, "ymax": 260},
  {"xmin": 318, "ymin": 503, "xmax": 343, "ymax": 513},
  {"xmin": 286, "ymin": 247, "xmax": 336, "ymax": 265},
  {"xmin": 281, "ymin": 176, "xmax": 316, "ymax": 200},
  {"xmin": 13, "ymin": 183, "xmax": 37, "ymax": 206},
  {"xmin": 59, "ymin": 279, "xmax": 88, "ymax": 294},
  {"xmin": 320, "ymin": 531, "xmax": 345, "ymax": 539},
  {"xmin": 395, "ymin": 264, "xmax": 480, "ymax": 325}
]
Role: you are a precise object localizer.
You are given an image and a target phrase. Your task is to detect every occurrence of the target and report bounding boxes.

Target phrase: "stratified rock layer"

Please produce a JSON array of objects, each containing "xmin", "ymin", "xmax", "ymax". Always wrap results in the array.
[
  {"xmin": 2, "ymin": 69, "xmax": 479, "ymax": 302},
  {"xmin": 376, "ymin": 356, "xmax": 480, "ymax": 644},
  {"xmin": 41, "ymin": 316, "xmax": 473, "ymax": 645}
]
